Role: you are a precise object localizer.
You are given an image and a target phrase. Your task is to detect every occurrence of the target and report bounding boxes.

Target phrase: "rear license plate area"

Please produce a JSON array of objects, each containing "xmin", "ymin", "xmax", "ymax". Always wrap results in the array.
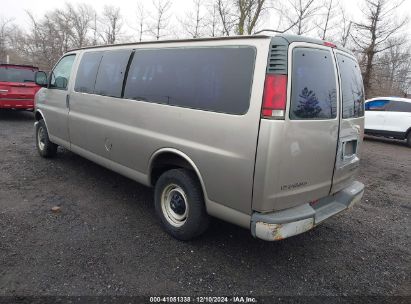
[{"xmin": 343, "ymin": 140, "xmax": 357, "ymax": 157}]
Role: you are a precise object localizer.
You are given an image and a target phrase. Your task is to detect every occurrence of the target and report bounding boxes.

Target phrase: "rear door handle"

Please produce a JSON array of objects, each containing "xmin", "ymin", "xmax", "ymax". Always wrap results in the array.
[{"xmin": 66, "ymin": 95, "xmax": 70, "ymax": 108}]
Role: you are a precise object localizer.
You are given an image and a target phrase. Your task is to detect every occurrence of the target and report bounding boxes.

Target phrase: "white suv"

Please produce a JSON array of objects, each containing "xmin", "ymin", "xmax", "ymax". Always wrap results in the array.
[{"xmin": 365, "ymin": 97, "xmax": 411, "ymax": 147}]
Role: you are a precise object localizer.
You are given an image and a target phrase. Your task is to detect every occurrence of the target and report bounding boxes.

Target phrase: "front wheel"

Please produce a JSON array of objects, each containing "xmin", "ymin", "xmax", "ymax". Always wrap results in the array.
[
  {"xmin": 36, "ymin": 119, "xmax": 57, "ymax": 158},
  {"xmin": 154, "ymin": 169, "xmax": 209, "ymax": 241},
  {"xmin": 407, "ymin": 132, "xmax": 411, "ymax": 148}
]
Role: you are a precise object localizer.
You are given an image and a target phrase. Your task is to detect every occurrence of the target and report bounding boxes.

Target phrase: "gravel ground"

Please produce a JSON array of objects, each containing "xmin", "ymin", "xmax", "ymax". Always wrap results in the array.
[{"xmin": 0, "ymin": 110, "xmax": 410, "ymax": 297}]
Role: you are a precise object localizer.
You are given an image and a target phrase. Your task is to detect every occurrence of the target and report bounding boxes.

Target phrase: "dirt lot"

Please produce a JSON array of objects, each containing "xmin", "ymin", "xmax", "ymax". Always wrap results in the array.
[{"xmin": 0, "ymin": 110, "xmax": 410, "ymax": 297}]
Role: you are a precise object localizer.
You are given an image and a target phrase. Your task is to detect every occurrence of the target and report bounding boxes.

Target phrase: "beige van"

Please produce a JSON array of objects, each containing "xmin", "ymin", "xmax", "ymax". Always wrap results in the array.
[{"xmin": 33, "ymin": 34, "xmax": 365, "ymax": 241}]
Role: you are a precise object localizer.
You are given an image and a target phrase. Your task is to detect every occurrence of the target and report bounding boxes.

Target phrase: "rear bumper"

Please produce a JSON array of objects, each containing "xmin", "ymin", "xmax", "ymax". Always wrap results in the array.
[
  {"xmin": 251, "ymin": 181, "xmax": 364, "ymax": 241},
  {"xmin": 0, "ymin": 98, "xmax": 34, "ymax": 109}
]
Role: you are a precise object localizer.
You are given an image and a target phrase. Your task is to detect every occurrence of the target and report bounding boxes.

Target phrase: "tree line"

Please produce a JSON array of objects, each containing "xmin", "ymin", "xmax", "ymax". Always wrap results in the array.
[{"xmin": 0, "ymin": 0, "xmax": 409, "ymax": 98}]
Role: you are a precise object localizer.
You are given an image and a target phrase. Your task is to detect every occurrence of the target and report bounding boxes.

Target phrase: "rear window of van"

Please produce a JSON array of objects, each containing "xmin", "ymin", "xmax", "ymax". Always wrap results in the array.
[
  {"xmin": 123, "ymin": 47, "xmax": 256, "ymax": 115},
  {"xmin": 289, "ymin": 48, "xmax": 337, "ymax": 120},
  {"xmin": 336, "ymin": 54, "xmax": 364, "ymax": 118}
]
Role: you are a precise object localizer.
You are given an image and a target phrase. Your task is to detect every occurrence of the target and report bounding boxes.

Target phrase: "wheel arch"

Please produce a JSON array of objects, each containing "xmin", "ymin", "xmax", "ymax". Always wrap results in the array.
[
  {"xmin": 148, "ymin": 148, "xmax": 209, "ymax": 201},
  {"xmin": 34, "ymin": 109, "xmax": 44, "ymax": 121},
  {"xmin": 34, "ymin": 109, "xmax": 50, "ymax": 131}
]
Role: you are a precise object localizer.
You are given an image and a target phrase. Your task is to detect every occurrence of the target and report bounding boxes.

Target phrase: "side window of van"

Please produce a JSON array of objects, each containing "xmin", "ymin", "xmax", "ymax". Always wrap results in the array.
[
  {"xmin": 336, "ymin": 54, "xmax": 365, "ymax": 118},
  {"xmin": 94, "ymin": 50, "xmax": 132, "ymax": 98},
  {"xmin": 386, "ymin": 100, "xmax": 411, "ymax": 112},
  {"xmin": 49, "ymin": 55, "xmax": 76, "ymax": 90},
  {"xmin": 123, "ymin": 47, "xmax": 256, "ymax": 115},
  {"xmin": 290, "ymin": 48, "xmax": 337, "ymax": 120},
  {"xmin": 365, "ymin": 100, "xmax": 389, "ymax": 111},
  {"xmin": 74, "ymin": 52, "xmax": 103, "ymax": 93}
]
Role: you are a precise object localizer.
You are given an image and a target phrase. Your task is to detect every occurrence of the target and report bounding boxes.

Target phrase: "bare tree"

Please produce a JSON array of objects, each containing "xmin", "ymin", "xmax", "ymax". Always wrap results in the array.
[
  {"xmin": 236, "ymin": 0, "xmax": 266, "ymax": 35},
  {"xmin": 389, "ymin": 41, "xmax": 411, "ymax": 96},
  {"xmin": 49, "ymin": 8, "xmax": 74, "ymax": 52},
  {"xmin": 204, "ymin": 2, "xmax": 221, "ymax": 37},
  {"xmin": 6, "ymin": 27, "xmax": 32, "ymax": 65},
  {"xmin": 7, "ymin": 5, "xmax": 102, "ymax": 68},
  {"xmin": 91, "ymin": 12, "xmax": 99, "ymax": 46},
  {"xmin": 314, "ymin": 0, "xmax": 337, "ymax": 40},
  {"xmin": 339, "ymin": 6, "xmax": 352, "ymax": 47},
  {"xmin": 371, "ymin": 38, "xmax": 411, "ymax": 96},
  {"xmin": 0, "ymin": 17, "xmax": 14, "ymax": 62},
  {"xmin": 314, "ymin": 1, "xmax": 354, "ymax": 45},
  {"xmin": 18, "ymin": 4, "xmax": 100, "ymax": 69},
  {"xmin": 24, "ymin": 10, "xmax": 73, "ymax": 68},
  {"xmin": 278, "ymin": 0, "xmax": 319, "ymax": 35},
  {"xmin": 149, "ymin": 0, "xmax": 172, "ymax": 40},
  {"xmin": 217, "ymin": 0, "xmax": 235, "ymax": 36},
  {"xmin": 135, "ymin": 2, "xmax": 147, "ymax": 42},
  {"xmin": 65, "ymin": 3, "xmax": 95, "ymax": 48},
  {"xmin": 351, "ymin": 0, "xmax": 409, "ymax": 97},
  {"xmin": 100, "ymin": 5, "xmax": 123, "ymax": 45},
  {"xmin": 179, "ymin": 0, "xmax": 204, "ymax": 38}
]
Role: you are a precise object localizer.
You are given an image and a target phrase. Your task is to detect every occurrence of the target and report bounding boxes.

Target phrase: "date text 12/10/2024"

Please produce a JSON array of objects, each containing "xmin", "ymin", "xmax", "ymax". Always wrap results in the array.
[{"xmin": 149, "ymin": 296, "xmax": 258, "ymax": 303}]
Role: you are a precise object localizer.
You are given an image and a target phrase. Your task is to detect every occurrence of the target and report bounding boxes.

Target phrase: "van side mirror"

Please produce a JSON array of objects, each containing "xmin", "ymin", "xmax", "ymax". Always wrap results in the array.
[
  {"xmin": 35, "ymin": 71, "xmax": 48, "ymax": 87},
  {"xmin": 54, "ymin": 76, "xmax": 68, "ymax": 89}
]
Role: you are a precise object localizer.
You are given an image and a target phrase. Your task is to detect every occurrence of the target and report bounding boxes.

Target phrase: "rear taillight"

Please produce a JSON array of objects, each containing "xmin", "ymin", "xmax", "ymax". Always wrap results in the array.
[{"xmin": 261, "ymin": 74, "xmax": 287, "ymax": 119}]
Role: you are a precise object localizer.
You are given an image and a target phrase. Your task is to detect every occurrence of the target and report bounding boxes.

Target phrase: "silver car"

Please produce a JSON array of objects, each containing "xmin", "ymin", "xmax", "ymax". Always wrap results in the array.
[{"xmin": 33, "ymin": 34, "xmax": 365, "ymax": 241}]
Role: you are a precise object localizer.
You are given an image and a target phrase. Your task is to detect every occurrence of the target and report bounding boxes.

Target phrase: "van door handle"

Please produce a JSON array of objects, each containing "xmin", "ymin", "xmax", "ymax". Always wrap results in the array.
[{"xmin": 66, "ymin": 95, "xmax": 70, "ymax": 108}]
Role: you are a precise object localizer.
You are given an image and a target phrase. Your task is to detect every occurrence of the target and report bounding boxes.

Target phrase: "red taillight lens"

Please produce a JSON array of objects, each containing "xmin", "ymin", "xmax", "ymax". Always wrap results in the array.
[{"xmin": 262, "ymin": 74, "xmax": 287, "ymax": 119}]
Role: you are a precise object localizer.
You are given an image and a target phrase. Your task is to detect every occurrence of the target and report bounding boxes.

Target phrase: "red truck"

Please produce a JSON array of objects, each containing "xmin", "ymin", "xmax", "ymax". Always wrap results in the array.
[{"xmin": 0, "ymin": 64, "xmax": 42, "ymax": 111}]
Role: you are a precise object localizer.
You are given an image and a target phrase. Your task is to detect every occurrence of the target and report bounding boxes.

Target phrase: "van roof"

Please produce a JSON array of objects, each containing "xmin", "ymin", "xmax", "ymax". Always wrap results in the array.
[
  {"xmin": 68, "ymin": 34, "xmax": 352, "ymax": 55},
  {"xmin": 68, "ymin": 35, "xmax": 271, "ymax": 52}
]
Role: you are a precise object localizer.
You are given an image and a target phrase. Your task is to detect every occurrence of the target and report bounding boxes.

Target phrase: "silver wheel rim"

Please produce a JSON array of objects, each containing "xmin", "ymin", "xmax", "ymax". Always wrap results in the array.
[
  {"xmin": 38, "ymin": 126, "xmax": 46, "ymax": 151},
  {"xmin": 161, "ymin": 184, "xmax": 189, "ymax": 227}
]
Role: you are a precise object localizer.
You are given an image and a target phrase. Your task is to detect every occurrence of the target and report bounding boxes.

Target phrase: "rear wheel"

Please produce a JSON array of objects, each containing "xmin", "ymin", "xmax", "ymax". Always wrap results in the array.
[
  {"xmin": 154, "ymin": 169, "xmax": 209, "ymax": 241},
  {"xmin": 36, "ymin": 119, "xmax": 57, "ymax": 158},
  {"xmin": 407, "ymin": 132, "xmax": 411, "ymax": 147}
]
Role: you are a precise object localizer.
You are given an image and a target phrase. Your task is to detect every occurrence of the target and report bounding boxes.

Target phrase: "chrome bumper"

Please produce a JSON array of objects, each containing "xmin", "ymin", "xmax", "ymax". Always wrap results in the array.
[{"xmin": 251, "ymin": 181, "xmax": 364, "ymax": 241}]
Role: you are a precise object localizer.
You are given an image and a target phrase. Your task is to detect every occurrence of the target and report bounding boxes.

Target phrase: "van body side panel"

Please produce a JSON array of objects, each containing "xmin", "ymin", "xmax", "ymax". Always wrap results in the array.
[
  {"xmin": 69, "ymin": 39, "xmax": 270, "ymax": 216},
  {"xmin": 69, "ymin": 93, "xmax": 116, "ymax": 160},
  {"xmin": 70, "ymin": 143, "xmax": 149, "ymax": 185}
]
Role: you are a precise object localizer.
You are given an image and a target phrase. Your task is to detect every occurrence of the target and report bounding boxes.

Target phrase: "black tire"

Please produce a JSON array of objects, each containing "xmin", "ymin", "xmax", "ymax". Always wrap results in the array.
[
  {"xmin": 35, "ymin": 119, "xmax": 57, "ymax": 158},
  {"xmin": 154, "ymin": 169, "xmax": 209, "ymax": 241},
  {"xmin": 407, "ymin": 132, "xmax": 411, "ymax": 148}
]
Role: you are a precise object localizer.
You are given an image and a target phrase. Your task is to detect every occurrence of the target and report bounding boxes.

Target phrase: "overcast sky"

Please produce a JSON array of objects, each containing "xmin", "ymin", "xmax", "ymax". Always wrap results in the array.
[{"xmin": 3, "ymin": 0, "xmax": 411, "ymax": 40}]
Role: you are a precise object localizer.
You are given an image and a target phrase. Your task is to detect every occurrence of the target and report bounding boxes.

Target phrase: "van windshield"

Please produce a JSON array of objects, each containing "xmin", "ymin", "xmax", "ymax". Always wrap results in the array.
[
  {"xmin": 0, "ymin": 66, "xmax": 37, "ymax": 83},
  {"xmin": 336, "ymin": 54, "xmax": 364, "ymax": 118}
]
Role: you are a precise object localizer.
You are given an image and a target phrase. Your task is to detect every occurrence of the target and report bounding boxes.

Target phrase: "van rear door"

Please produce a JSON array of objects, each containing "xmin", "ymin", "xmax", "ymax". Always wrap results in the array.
[
  {"xmin": 253, "ymin": 42, "xmax": 340, "ymax": 212},
  {"xmin": 331, "ymin": 51, "xmax": 364, "ymax": 193}
]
